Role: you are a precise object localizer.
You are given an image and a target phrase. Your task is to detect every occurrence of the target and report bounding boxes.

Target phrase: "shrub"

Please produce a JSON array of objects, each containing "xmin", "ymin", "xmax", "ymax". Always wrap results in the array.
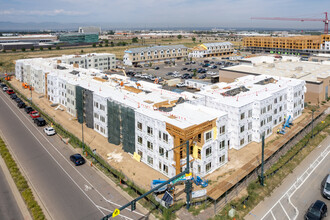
[
  {"xmin": 22, "ymin": 48, "xmax": 26, "ymax": 52},
  {"xmin": 40, "ymin": 47, "xmax": 43, "ymax": 51},
  {"xmin": 92, "ymin": 43, "xmax": 96, "ymax": 47},
  {"xmin": 31, "ymin": 47, "xmax": 34, "ymax": 51},
  {"xmin": 12, "ymin": 48, "xmax": 16, "ymax": 52},
  {"xmin": 48, "ymin": 46, "xmax": 52, "ymax": 50},
  {"xmin": 56, "ymin": 46, "xmax": 60, "ymax": 50}
]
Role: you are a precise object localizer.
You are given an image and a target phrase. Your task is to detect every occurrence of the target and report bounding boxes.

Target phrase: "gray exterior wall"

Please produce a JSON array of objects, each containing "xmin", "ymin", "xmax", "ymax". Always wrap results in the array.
[{"xmin": 84, "ymin": 89, "xmax": 94, "ymax": 129}]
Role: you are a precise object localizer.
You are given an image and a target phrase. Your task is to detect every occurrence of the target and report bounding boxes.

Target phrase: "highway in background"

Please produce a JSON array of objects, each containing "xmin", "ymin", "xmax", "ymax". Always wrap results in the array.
[{"xmin": 0, "ymin": 87, "xmax": 149, "ymax": 220}]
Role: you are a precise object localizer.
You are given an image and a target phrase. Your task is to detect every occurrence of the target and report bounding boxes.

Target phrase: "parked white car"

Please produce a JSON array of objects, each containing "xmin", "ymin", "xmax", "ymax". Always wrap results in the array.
[
  {"xmin": 44, "ymin": 127, "xmax": 56, "ymax": 136},
  {"xmin": 207, "ymin": 72, "xmax": 218, "ymax": 76},
  {"xmin": 176, "ymin": 82, "xmax": 186, "ymax": 88}
]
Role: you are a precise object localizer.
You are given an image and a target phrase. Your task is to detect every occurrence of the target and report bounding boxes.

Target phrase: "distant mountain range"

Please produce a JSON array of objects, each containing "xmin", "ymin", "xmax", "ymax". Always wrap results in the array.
[{"xmin": 0, "ymin": 21, "xmax": 323, "ymax": 32}]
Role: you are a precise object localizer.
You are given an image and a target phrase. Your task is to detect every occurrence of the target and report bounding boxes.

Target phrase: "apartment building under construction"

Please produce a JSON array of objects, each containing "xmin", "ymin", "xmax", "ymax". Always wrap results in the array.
[{"xmin": 243, "ymin": 35, "xmax": 330, "ymax": 55}]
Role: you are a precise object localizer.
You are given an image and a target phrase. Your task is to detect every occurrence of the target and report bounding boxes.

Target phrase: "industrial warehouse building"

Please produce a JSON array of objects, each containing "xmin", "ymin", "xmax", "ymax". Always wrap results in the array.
[
  {"xmin": 243, "ymin": 35, "xmax": 330, "ymax": 55},
  {"xmin": 123, "ymin": 45, "xmax": 188, "ymax": 66},
  {"xmin": 189, "ymin": 42, "xmax": 234, "ymax": 58},
  {"xmin": 218, "ymin": 56, "xmax": 329, "ymax": 104},
  {"xmin": 59, "ymin": 33, "xmax": 99, "ymax": 44},
  {"xmin": 15, "ymin": 54, "xmax": 306, "ymax": 178}
]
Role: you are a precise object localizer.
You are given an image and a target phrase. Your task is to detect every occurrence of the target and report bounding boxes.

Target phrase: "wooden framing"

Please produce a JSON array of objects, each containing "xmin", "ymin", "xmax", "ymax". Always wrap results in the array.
[{"xmin": 166, "ymin": 119, "xmax": 217, "ymax": 175}]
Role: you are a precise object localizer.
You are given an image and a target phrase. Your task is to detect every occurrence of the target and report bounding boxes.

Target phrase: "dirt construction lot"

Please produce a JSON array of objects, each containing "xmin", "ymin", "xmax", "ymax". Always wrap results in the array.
[{"xmin": 7, "ymin": 78, "xmax": 317, "ymax": 197}]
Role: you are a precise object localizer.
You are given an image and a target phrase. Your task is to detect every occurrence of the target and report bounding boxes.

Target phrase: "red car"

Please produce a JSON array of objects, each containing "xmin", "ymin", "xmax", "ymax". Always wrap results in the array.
[
  {"xmin": 6, "ymin": 89, "xmax": 14, "ymax": 95},
  {"xmin": 29, "ymin": 111, "xmax": 40, "ymax": 119}
]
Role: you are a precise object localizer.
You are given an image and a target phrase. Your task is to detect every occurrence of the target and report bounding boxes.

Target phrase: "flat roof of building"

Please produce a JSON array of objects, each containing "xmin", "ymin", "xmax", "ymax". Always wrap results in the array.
[
  {"xmin": 226, "ymin": 56, "xmax": 330, "ymax": 82},
  {"xmin": 199, "ymin": 74, "xmax": 304, "ymax": 107},
  {"xmin": 125, "ymin": 45, "xmax": 187, "ymax": 54}
]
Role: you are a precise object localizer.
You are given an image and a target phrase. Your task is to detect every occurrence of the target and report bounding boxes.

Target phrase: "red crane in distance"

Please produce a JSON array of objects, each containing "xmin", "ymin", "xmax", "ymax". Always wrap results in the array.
[{"xmin": 251, "ymin": 12, "xmax": 328, "ymax": 34}]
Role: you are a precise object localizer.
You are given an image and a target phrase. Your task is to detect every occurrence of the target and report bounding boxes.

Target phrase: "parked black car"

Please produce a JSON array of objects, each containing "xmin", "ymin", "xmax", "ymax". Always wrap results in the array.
[
  {"xmin": 24, "ymin": 106, "xmax": 34, "ymax": 114},
  {"xmin": 0, "ymin": 83, "xmax": 6, "ymax": 88},
  {"xmin": 181, "ymin": 67, "xmax": 187, "ymax": 71},
  {"xmin": 15, "ymin": 97, "xmax": 22, "ymax": 103},
  {"xmin": 34, "ymin": 117, "xmax": 46, "ymax": 127},
  {"xmin": 17, "ymin": 101, "xmax": 26, "ymax": 108},
  {"xmin": 305, "ymin": 200, "xmax": 327, "ymax": 220},
  {"xmin": 10, "ymin": 94, "xmax": 17, "ymax": 99},
  {"xmin": 70, "ymin": 154, "xmax": 86, "ymax": 166},
  {"xmin": 199, "ymin": 74, "xmax": 207, "ymax": 79},
  {"xmin": 154, "ymin": 67, "xmax": 160, "ymax": 70}
]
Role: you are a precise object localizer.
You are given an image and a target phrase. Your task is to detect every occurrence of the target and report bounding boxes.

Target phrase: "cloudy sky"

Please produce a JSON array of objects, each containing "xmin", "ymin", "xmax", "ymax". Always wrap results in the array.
[{"xmin": 0, "ymin": 0, "xmax": 329, "ymax": 29}]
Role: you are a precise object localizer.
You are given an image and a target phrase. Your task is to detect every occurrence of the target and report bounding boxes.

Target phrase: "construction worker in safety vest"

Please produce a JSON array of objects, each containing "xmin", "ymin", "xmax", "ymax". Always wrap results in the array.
[{"xmin": 277, "ymin": 129, "xmax": 280, "ymax": 134}]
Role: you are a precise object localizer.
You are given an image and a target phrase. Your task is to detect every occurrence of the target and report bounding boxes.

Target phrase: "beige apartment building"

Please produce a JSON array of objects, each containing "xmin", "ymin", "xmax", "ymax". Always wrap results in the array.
[{"xmin": 123, "ymin": 45, "xmax": 188, "ymax": 66}]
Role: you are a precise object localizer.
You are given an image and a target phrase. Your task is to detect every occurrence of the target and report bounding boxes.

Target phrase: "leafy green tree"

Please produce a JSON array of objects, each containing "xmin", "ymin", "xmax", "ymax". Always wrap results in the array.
[
  {"xmin": 132, "ymin": 37, "xmax": 138, "ymax": 43},
  {"xmin": 92, "ymin": 43, "xmax": 96, "ymax": 48},
  {"xmin": 105, "ymin": 39, "xmax": 109, "ymax": 44},
  {"xmin": 110, "ymin": 41, "xmax": 114, "ymax": 47},
  {"xmin": 99, "ymin": 43, "xmax": 103, "ymax": 47},
  {"xmin": 22, "ymin": 48, "xmax": 26, "ymax": 52},
  {"xmin": 31, "ymin": 46, "xmax": 34, "ymax": 51},
  {"xmin": 48, "ymin": 46, "xmax": 52, "ymax": 50},
  {"xmin": 2, "ymin": 49, "xmax": 6, "ymax": 53},
  {"xmin": 192, "ymin": 37, "xmax": 196, "ymax": 42},
  {"xmin": 177, "ymin": 35, "xmax": 182, "ymax": 39},
  {"xmin": 40, "ymin": 47, "xmax": 43, "ymax": 51},
  {"xmin": 12, "ymin": 48, "xmax": 16, "ymax": 52},
  {"xmin": 56, "ymin": 46, "xmax": 60, "ymax": 50}
]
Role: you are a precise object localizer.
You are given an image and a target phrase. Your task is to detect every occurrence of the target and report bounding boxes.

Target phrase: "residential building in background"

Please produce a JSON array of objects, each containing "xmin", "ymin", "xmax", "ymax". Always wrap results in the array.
[
  {"xmin": 123, "ymin": 45, "xmax": 188, "ymax": 66},
  {"xmin": 59, "ymin": 33, "xmax": 99, "ymax": 44},
  {"xmin": 59, "ymin": 53, "xmax": 116, "ymax": 71},
  {"xmin": 243, "ymin": 35, "xmax": 330, "ymax": 55},
  {"xmin": 189, "ymin": 42, "xmax": 234, "ymax": 58}
]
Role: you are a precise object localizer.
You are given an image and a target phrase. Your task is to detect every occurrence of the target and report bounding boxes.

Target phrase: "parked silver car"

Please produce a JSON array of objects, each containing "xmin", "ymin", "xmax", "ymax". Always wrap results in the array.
[{"xmin": 322, "ymin": 174, "xmax": 330, "ymax": 199}]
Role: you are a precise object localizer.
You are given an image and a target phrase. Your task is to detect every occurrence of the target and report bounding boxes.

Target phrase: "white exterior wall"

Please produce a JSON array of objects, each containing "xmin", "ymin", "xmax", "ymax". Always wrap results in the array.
[
  {"xmin": 123, "ymin": 53, "xmax": 132, "ymax": 66},
  {"xmin": 287, "ymin": 83, "xmax": 305, "ymax": 119},
  {"xmin": 93, "ymin": 93, "xmax": 108, "ymax": 137},
  {"xmin": 66, "ymin": 82, "xmax": 77, "ymax": 117},
  {"xmin": 189, "ymin": 50, "xmax": 205, "ymax": 58},
  {"xmin": 321, "ymin": 41, "xmax": 330, "ymax": 50},
  {"xmin": 58, "ymin": 78, "xmax": 67, "ymax": 106},
  {"xmin": 135, "ymin": 112, "xmax": 175, "ymax": 178},
  {"xmin": 15, "ymin": 61, "xmax": 24, "ymax": 81},
  {"xmin": 30, "ymin": 67, "xmax": 44, "ymax": 94},
  {"xmin": 47, "ymin": 74, "xmax": 59, "ymax": 103},
  {"xmin": 191, "ymin": 115, "xmax": 228, "ymax": 177},
  {"xmin": 61, "ymin": 54, "xmax": 116, "ymax": 71}
]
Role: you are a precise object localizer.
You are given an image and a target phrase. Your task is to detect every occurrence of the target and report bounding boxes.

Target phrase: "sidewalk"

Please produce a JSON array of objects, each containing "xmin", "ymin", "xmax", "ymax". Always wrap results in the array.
[{"xmin": 245, "ymin": 135, "xmax": 330, "ymax": 220}]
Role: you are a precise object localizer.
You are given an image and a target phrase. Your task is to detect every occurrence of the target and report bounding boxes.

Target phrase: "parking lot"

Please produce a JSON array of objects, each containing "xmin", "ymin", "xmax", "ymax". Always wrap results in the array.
[{"xmin": 110, "ymin": 57, "xmax": 239, "ymax": 92}]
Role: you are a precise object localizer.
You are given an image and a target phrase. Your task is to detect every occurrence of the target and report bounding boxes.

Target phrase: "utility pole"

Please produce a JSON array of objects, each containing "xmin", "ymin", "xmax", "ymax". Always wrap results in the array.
[
  {"xmin": 311, "ymin": 109, "xmax": 315, "ymax": 139},
  {"xmin": 81, "ymin": 89, "xmax": 85, "ymax": 151},
  {"xmin": 101, "ymin": 140, "xmax": 192, "ymax": 219},
  {"xmin": 260, "ymin": 135, "xmax": 265, "ymax": 186}
]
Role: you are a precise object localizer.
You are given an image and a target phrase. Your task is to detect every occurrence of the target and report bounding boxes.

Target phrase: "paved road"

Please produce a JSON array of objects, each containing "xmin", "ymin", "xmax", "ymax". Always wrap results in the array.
[
  {"xmin": 291, "ymin": 143, "xmax": 330, "ymax": 219},
  {"xmin": 0, "ymin": 89, "xmax": 149, "ymax": 220},
  {"xmin": 246, "ymin": 135, "xmax": 330, "ymax": 220},
  {"xmin": 0, "ymin": 162, "xmax": 24, "ymax": 220}
]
